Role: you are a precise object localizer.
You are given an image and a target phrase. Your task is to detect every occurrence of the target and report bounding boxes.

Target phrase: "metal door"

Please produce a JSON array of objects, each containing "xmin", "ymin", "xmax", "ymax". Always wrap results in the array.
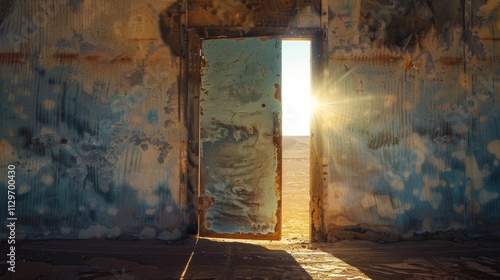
[{"xmin": 199, "ymin": 36, "xmax": 282, "ymax": 240}]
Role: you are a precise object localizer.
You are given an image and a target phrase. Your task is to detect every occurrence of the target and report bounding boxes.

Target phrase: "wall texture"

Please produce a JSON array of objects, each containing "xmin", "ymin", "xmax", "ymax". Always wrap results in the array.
[
  {"xmin": 320, "ymin": 0, "xmax": 500, "ymax": 241},
  {"xmin": 1, "ymin": 0, "xmax": 499, "ymax": 242},
  {"xmin": 0, "ymin": 0, "xmax": 187, "ymax": 240}
]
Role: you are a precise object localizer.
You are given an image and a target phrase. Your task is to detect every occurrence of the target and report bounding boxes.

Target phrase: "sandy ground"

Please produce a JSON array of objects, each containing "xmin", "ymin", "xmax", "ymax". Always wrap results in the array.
[{"xmin": 282, "ymin": 136, "xmax": 310, "ymax": 242}]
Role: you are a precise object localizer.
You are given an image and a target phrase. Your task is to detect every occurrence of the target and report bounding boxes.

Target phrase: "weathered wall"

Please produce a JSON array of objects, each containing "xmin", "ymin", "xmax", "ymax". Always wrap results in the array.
[
  {"xmin": 0, "ymin": 0, "xmax": 186, "ymax": 240},
  {"xmin": 1, "ymin": 0, "xmax": 499, "ymax": 242},
  {"xmin": 467, "ymin": 0, "xmax": 500, "ymax": 237},
  {"xmin": 320, "ymin": 0, "xmax": 500, "ymax": 241},
  {"xmin": 187, "ymin": 0, "xmax": 321, "ymax": 28},
  {"xmin": 0, "ymin": 0, "xmax": 321, "ymax": 241}
]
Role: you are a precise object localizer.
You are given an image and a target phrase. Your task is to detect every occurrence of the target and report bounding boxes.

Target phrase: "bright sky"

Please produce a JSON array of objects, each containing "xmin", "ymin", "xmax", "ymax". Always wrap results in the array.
[{"xmin": 282, "ymin": 40, "xmax": 311, "ymax": 136}]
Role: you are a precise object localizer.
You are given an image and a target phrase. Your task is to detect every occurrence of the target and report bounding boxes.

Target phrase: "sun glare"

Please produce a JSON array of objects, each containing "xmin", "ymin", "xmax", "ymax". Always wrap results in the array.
[
  {"xmin": 309, "ymin": 97, "xmax": 321, "ymax": 114},
  {"xmin": 282, "ymin": 40, "xmax": 311, "ymax": 136}
]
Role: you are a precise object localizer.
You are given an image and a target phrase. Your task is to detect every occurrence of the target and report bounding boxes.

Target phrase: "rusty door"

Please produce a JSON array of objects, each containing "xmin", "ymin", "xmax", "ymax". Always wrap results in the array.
[{"xmin": 199, "ymin": 37, "xmax": 282, "ymax": 240}]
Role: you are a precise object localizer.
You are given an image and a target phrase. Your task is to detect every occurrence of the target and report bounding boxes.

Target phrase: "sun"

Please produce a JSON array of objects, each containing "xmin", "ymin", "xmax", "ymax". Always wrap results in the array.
[{"xmin": 310, "ymin": 97, "xmax": 321, "ymax": 114}]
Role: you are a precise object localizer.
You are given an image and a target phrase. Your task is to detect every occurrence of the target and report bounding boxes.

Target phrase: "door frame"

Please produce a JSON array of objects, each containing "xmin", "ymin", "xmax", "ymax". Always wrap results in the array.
[{"xmin": 185, "ymin": 27, "xmax": 324, "ymax": 240}]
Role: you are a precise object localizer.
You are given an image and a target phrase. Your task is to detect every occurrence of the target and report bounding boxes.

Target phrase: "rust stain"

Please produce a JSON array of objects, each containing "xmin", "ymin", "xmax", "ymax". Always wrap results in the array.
[
  {"xmin": 187, "ymin": 0, "xmax": 315, "ymax": 28},
  {"xmin": 129, "ymin": 38, "xmax": 159, "ymax": 41},
  {"xmin": 273, "ymin": 112, "xmax": 282, "ymax": 241},
  {"xmin": 437, "ymin": 56, "xmax": 464, "ymax": 66},
  {"xmin": 53, "ymin": 53, "xmax": 133, "ymax": 63},
  {"xmin": 273, "ymin": 83, "xmax": 281, "ymax": 101},
  {"xmin": 84, "ymin": 54, "xmax": 105, "ymax": 62},
  {"xmin": 201, "ymin": 56, "xmax": 207, "ymax": 68},
  {"xmin": 110, "ymin": 55, "xmax": 133, "ymax": 63},
  {"xmin": 198, "ymin": 196, "xmax": 215, "ymax": 211},
  {"xmin": 401, "ymin": 59, "xmax": 422, "ymax": 70},
  {"xmin": 233, "ymin": 37, "xmax": 247, "ymax": 42},
  {"xmin": 0, "ymin": 52, "xmax": 26, "ymax": 64},
  {"xmin": 329, "ymin": 54, "xmax": 404, "ymax": 62},
  {"xmin": 401, "ymin": 60, "xmax": 412, "ymax": 69},
  {"xmin": 53, "ymin": 53, "xmax": 79, "ymax": 61},
  {"xmin": 199, "ymin": 227, "xmax": 281, "ymax": 240}
]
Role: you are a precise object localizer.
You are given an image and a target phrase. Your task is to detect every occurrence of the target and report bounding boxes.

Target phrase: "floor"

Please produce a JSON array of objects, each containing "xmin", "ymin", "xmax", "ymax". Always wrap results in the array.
[{"xmin": 1, "ymin": 238, "xmax": 500, "ymax": 279}]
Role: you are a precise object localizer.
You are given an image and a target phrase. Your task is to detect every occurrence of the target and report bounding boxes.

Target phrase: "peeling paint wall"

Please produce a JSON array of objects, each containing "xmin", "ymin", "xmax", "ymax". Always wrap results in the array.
[
  {"xmin": 199, "ymin": 37, "xmax": 282, "ymax": 239},
  {"xmin": 0, "ymin": 0, "xmax": 186, "ymax": 240},
  {"xmin": 320, "ymin": 0, "xmax": 500, "ymax": 241}
]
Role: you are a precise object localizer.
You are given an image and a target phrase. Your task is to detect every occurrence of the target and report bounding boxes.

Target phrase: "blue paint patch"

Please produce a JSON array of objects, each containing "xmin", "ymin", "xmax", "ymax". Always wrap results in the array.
[
  {"xmin": 55, "ymin": 38, "xmax": 73, "ymax": 48},
  {"xmin": 68, "ymin": 0, "xmax": 84, "ymax": 12},
  {"xmin": 127, "ymin": 70, "xmax": 144, "ymax": 86},
  {"xmin": 60, "ymin": 31, "xmax": 108, "ymax": 56},
  {"xmin": 147, "ymin": 109, "xmax": 159, "ymax": 124},
  {"xmin": 0, "ymin": 0, "xmax": 185, "ymax": 241}
]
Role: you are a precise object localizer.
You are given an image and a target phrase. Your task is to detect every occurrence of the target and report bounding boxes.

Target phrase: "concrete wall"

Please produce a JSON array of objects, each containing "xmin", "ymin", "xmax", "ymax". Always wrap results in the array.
[
  {"xmin": 320, "ymin": 0, "xmax": 500, "ymax": 241},
  {"xmin": 1, "ymin": 0, "xmax": 499, "ymax": 241},
  {"xmin": 0, "ymin": 0, "xmax": 186, "ymax": 240}
]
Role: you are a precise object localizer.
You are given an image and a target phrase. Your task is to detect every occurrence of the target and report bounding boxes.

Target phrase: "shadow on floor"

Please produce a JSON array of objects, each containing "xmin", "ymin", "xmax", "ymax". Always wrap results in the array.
[
  {"xmin": 0, "ymin": 237, "xmax": 312, "ymax": 280},
  {"xmin": 315, "ymin": 239, "xmax": 500, "ymax": 280},
  {"xmin": 183, "ymin": 238, "xmax": 312, "ymax": 279}
]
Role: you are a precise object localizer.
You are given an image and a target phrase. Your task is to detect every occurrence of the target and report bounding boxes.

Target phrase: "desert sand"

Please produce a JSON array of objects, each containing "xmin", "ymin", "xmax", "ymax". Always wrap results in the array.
[{"xmin": 282, "ymin": 136, "xmax": 310, "ymax": 242}]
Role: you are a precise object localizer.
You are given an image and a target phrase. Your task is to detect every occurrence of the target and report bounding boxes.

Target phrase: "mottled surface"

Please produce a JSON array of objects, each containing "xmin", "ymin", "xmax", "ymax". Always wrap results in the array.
[
  {"xmin": 316, "ymin": 0, "xmax": 500, "ymax": 240},
  {"xmin": 0, "ymin": 0, "xmax": 186, "ymax": 240},
  {"xmin": 187, "ymin": 0, "xmax": 321, "ymax": 28},
  {"xmin": 0, "ymin": 0, "xmax": 499, "ymax": 244},
  {"xmin": 199, "ymin": 37, "xmax": 281, "ymax": 238}
]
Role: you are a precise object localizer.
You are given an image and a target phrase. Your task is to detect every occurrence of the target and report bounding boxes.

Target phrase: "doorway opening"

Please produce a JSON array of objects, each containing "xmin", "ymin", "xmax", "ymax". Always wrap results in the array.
[
  {"xmin": 281, "ymin": 39, "xmax": 311, "ymax": 242},
  {"xmin": 188, "ymin": 28, "xmax": 321, "ymax": 241}
]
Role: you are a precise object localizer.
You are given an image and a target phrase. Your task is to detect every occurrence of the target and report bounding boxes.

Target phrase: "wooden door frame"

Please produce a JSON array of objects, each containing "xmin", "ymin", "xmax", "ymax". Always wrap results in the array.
[{"xmin": 185, "ymin": 27, "xmax": 324, "ymax": 241}]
